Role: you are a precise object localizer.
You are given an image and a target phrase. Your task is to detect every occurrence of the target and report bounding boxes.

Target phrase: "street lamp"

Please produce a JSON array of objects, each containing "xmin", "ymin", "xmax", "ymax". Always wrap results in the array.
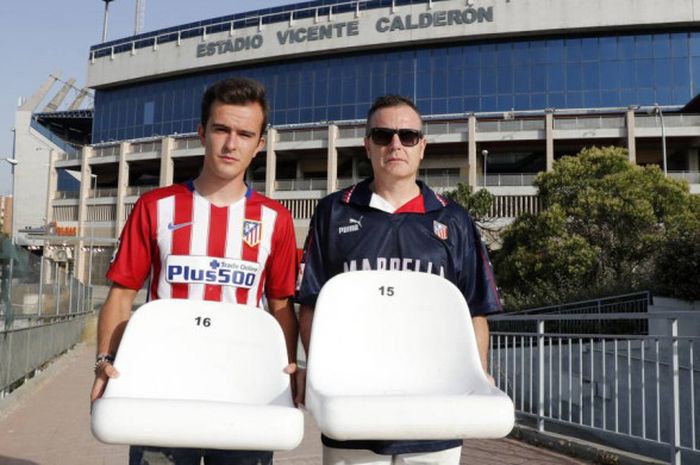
[
  {"xmin": 649, "ymin": 103, "xmax": 667, "ymax": 176},
  {"xmin": 101, "ymin": 0, "xmax": 116, "ymax": 43},
  {"xmin": 481, "ymin": 149, "xmax": 489, "ymax": 188},
  {"xmin": 2, "ymin": 157, "xmax": 18, "ymax": 321},
  {"xmin": 87, "ymin": 174, "xmax": 97, "ymax": 310}
]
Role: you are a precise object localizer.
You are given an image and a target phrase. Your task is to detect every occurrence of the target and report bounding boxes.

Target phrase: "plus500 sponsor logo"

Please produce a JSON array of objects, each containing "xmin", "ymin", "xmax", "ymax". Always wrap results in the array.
[{"xmin": 165, "ymin": 256, "xmax": 259, "ymax": 288}]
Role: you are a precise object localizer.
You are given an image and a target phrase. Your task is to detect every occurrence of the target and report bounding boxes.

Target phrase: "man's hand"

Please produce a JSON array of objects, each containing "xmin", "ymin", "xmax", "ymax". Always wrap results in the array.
[
  {"xmin": 90, "ymin": 363, "xmax": 120, "ymax": 405},
  {"xmin": 284, "ymin": 363, "xmax": 307, "ymax": 407}
]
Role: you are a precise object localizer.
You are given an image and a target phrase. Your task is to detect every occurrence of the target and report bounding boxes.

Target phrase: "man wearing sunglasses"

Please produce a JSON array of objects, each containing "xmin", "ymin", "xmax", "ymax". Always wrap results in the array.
[{"xmin": 297, "ymin": 95, "xmax": 502, "ymax": 465}]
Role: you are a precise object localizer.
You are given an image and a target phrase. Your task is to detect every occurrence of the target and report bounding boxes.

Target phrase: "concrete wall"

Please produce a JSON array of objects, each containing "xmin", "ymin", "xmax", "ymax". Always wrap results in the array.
[{"xmin": 87, "ymin": 0, "xmax": 700, "ymax": 88}]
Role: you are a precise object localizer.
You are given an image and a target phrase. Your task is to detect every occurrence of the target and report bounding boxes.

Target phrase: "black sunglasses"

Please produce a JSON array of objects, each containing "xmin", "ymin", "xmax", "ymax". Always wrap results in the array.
[{"xmin": 366, "ymin": 127, "xmax": 424, "ymax": 147}]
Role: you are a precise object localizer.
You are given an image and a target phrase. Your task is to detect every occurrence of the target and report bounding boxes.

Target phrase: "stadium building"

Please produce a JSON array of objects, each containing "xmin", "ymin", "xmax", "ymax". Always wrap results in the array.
[{"xmin": 13, "ymin": 0, "xmax": 700, "ymax": 283}]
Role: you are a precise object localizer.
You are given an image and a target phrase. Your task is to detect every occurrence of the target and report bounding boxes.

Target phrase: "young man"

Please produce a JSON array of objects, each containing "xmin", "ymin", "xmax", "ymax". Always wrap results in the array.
[
  {"xmin": 297, "ymin": 95, "xmax": 502, "ymax": 465},
  {"xmin": 90, "ymin": 78, "xmax": 299, "ymax": 465}
]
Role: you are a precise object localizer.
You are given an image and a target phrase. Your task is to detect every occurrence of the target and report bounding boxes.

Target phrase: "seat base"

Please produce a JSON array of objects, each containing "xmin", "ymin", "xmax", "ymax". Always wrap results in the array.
[
  {"xmin": 92, "ymin": 397, "xmax": 304, "ymax": 450},
  {"xmin": 310, "ymin": 393, "xmax": 514, "ymax": 440}
]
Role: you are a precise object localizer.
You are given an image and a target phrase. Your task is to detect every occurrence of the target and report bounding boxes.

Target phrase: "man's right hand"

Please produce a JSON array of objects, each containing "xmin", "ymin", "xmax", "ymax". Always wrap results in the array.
[{"xmin": 90, "ymin": 363, "xmax": 120, "ymax": 406}]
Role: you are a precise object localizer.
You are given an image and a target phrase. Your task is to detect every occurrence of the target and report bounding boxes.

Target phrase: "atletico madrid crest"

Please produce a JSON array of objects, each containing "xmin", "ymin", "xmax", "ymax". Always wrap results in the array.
[
  {"xmin": 243, "ymin": 220, "xmax": 262, "ymax": 247},
  {"xmin": 433, "ymin": 221, "xmax": 448, "ymax": 240}
]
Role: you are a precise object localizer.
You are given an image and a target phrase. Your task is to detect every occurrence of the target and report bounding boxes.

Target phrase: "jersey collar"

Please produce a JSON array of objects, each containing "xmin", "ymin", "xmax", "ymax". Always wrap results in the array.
[
  {"xmin": 343, "ymin": 177, "xmax": 448, "ymax": 213},
  {"xmin": 185, "ymin": 179, "xmax": 254, "ymax": 199}
]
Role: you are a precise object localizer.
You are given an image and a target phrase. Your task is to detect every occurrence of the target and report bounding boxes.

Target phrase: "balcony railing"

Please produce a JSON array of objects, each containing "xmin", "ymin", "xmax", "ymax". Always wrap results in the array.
[
  {"xmin": 483, "ymin": 173, "xmax": 538, "ymax": 187},
  {"xmin": 275, "ymin": 178, "xmax": 327, "ymax": 191},
  {"xmin": 669, "ymin": 171, "xmax": 700, "ymax": 184}
]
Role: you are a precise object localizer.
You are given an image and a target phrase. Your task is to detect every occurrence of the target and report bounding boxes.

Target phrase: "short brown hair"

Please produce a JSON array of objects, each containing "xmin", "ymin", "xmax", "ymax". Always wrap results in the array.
[
  {"xmin": 200, "ymin": 77, "xmax": 268, "ymax": 135},
  {"xmin": 366, "ymin": 95, "xmax": 422, "ymax": 128}
]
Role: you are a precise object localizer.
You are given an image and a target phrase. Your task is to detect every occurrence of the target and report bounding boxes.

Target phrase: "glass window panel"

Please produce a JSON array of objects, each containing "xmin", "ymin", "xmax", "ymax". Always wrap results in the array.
[
  {"xmin": 433, "ymin": 54, "xmax": 448, "ymax": 69},
  {"xmin": 531, "ymin": 93, "xmax": 546, "ymax": 109},
  {"xmin": 447, "ymin": 97, "xmax": 463, "ymax": 113},
  {"xmin": 693, "ymin": 61, "xmax": 700, "ymax": 93},
  {"xmin": 416, "ymin": 99, "xmax": 431, "ymax": 115},
  {"xmin": 566, "ymin": 92, "xmax": 584, "ymax": 108},
  {"xmin": 546, "ymin": 39, "xmax": 565, "ymax": 63},
  {"xmin": 635, "ymin": 35, "xmax": 653, "ymax": 59},
  {"xmin": 670, "ymin": 33, "xmax": 688, "ymax": 57},
  {"xmin": 399, "ymin": 73, "xmax": 415, "ymax": 99},
  {"xmin": 566, "ymin": 38, "xmax": 581, "ymax": 62},
  {"xmin": 637, "ymin": 88, "xmax": 655, "ymax": 105},
  {"xmin": 654, "ymin": 59, "xmax": 672, "ymax": 87},
  {"xmin": 581, "ymin": 62, "xmax": 600, "ymax": 90},
  {"xmin": 312, "ymin": 107, "xmax": 327, "ymax": 122},
  {"xmin": 601, "ymin": 90, "xmax": 619, "ymax": 107},
  {"xmin": 583, "ymin": 90, "xmax": 600, "ymax": 107},
  {"xmin": 618, "ymin": 36, "xmax": 635, "ymax": 60},
  {"xmin": 547, "ymin": 65, "xmax": 565, "ymax": 92},
  {"xmin": 416, "ymin": 72, "xmax": 431, "ymax": 98},
  {"xmin": 448, "ymin": 47, "xmax": 463, "ymax": 68},
  {"xmin": 372, "ymin": 73, "xmax": 387, "ymax": 97},
  {"xmin": 599, "ymin": 62, "xmax": 620, "ymax": 90},
  {"xmin": 580, "ymin": 38, "xmax": 598, "ymax": 61},
  {"xmin": 653, "ymin": 34, "xmax": 671, "ymax": 58},
  {"xmin": 620, "ymin": 90, "xmax": 637, "ymax": 106},
  {"xmin": 432, "ymin": 98, "xmax": 447, "ymax": 114},
  {"xmin": 513, "ymin": 41, "xmax": 530, "ymax": 65},
  {"xmin": 464, "ymin": 96, "xmax": 479, "ymax": 112},
  {"xmin": 482, "ymin": 67, "xmax": 497, "ymax": 94},
  {"xmin": 328, "ymin": 106, "xmax": 341, "ymax": 121},
  {"xmin": 463, "ymin": 70, "xmax": 480, "ymax": 93},
  {"xmin": 497, "ymin": 94, "xmax": 514, "ymax": 110},
  {"xmin": 529, "ymin": 41, "xmax": 547, "ymax": 64},
  {"xmin": 636, "ymin": 60, "xmax": 654, "ymax": 87},
  {"xmin": 448, "ymin": 69, "xmax": 462, "ymax": 96},
  {"xmin": 342, "ymin": 79, "xmax": 356, "ymax": 104},
  {"xmin": 498, "ymin": 67, "xmax": 513, "ymax": 93},
  {"xmin": 514, "ymin": 94, "xmax": 529, "ymax": 110},
  {"xmin": 600, "ymin": 37, "xmax": 618, "ymax": 61},
  {"xmin": 548, "ymin": 93, "xmax": 565, "ymax": 108},
  {"xmin": 655, "ymin": 87, "xmax": 672, "ymax": 105},
  {"xmin": 531, "ymin": 65, "xmax": 546, "ymax": 92},
  {"xmin": 691, "ymin": 33, "xmax": 700, "ymax": 56},
  {"xmin": 432, "ymin": 69, "xmax": 448, "ymax": 98},
  {"xmin": 497, "ymin": 43, "xmax": 512, "ymax": 66},
  {"xmin": 341, "ymin": 105, "xmax": 355, "ymax": 120},
  {"xmin": 514, "ymin": 66, "xmax": 530, "ymax": 93},
  {"xmin": 567, "ymin": 63, "xmax": 582, "ymax": 91},
  {"xmin": 671, "ymin": 57, "xmax": 690, "ymax": 87},
  {"xmin": 620, "ymin": 61, "xmax": 636, "ymax": 87},
  {"xmin": 673, "ymin": 86, "xmax": 691, "ymax": 105},
  {"xmin": 464, "ymin": 46, "xmax": 480, "ymax": 67},
  {"xmin": 481, "ymin": 95, "xmax": 498, "ymax": 111},
  {"xmin": 481, "ymin": 44, "xmax": 497, "ymax": 66}
]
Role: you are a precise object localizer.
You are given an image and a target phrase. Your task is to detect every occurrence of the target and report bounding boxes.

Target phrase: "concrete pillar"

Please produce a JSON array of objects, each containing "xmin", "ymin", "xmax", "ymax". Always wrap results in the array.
[
  {"xmin": 115, "ymin": 142, "xmax": 130, "ymax": 236},
  {"xmin": 76, "ymin": 147, "xmax": 93, "ymax": 282},
  {"xmin": 351, "ymin": 156, "xmax": 358, "ymax": 182},
  {"xmin": 265, "ymin": 127, "xmax": 277, "ymax": 197},
  {"xmin": 468, "ymin": 115, "xmax": 477, "ymax": 188},
  {"xmin": 45, "ymin": 150, "xmax": 58, "ymax": 226},
  {"xmin": 327, "ymin": 124, "xmax": 338, "ymax": 193},
  {"xmin": 545, "ymin": 112, "xmax": 554, "ymax": 172},
  {"xmin": 626, "ymin": 109, "xmax": 637, "ymax": 165},
  {"xmin": 159, "ymin": 137, "xmax": 174, "ymax": 187}
]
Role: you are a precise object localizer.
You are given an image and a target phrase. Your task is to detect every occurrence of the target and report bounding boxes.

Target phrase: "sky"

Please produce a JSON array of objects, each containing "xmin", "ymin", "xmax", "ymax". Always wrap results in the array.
[{"xmin": 0, "ymin": 0, "xmax": 294, "ymax": 195}]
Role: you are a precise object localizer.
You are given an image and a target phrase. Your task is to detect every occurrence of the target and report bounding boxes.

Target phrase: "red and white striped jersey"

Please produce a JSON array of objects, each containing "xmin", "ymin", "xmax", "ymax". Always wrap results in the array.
[{"xmin": 107, "ymin": 181, "xmax": 297, "ymax": 308}]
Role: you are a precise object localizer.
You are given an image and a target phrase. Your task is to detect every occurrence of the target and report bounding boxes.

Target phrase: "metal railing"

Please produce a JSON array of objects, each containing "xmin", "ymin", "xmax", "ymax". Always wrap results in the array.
[
  {"xmin": 488, "ymin": 310, "xmax": 699, "ymax": 465},
  {"xmin": 669, "ymin": 171, "xmax": 700, "ymax": 184},
  {"xmin": 0, "ymin": 311, "xmax": 91, "ymax": 396},
  {"xmin": 276, "ymin": 178, "xmax": 328, "ymax": 191},
  {"xmin": 482, "ymin": 173, "xmax": 538, "ymax": 187},
  {"xmin": 89, "ymin": 0, "xmax": 441, "ymax": 60}
]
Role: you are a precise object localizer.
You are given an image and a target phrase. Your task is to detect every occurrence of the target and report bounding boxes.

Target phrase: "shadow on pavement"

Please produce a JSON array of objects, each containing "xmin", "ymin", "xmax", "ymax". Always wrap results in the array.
[{"xmin": 0, "ymin": 456, "xmax": 40, "ymax": 465}]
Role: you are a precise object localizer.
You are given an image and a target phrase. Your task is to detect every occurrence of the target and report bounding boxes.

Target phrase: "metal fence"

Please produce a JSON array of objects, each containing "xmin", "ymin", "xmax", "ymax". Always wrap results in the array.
[
  {"xmin": 488, "ymin": 311, "xmax": 699, "ymax": 465},
  {"xmin": 0, "ymin": 312, "xmax": 91, "ymax": 396}
]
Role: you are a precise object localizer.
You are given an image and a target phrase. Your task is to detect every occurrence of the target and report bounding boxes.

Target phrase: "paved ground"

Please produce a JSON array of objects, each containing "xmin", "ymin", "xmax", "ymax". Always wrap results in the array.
[{"xmin": 0, "ymin": 343, "xmax": 591, "ymax": 465}]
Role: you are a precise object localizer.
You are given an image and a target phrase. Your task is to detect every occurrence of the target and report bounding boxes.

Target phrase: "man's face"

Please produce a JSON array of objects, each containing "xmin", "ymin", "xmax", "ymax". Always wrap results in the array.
[
  {"xmin": 197, "ymin": 100, "xmax": 265, "ymax": 184},
  {"xmin": 364, "ymin": 105, "xmax": 426, "ymax": 183}
]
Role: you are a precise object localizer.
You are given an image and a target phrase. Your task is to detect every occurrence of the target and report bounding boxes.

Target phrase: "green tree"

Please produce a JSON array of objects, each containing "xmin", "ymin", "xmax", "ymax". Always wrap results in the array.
[{"xmin": 494, "ymin": 146, "xmax": 700, "ymax": 308}]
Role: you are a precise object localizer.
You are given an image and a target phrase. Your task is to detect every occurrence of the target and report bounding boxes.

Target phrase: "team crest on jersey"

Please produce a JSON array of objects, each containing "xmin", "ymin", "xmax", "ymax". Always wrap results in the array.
[
  {"xmin": 243, "ymin": 220, "xmax": 263, "ymax": 247},
  {"xmin": 433, "ymin": 221, "xmax": 448, "ymax": 240}
]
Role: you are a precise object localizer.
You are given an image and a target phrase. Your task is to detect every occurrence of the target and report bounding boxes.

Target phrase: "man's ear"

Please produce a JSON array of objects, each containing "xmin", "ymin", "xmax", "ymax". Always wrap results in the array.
[
  {"xmin": 197, "ymin": 123, "xmax": 205, "ymax": 146},
  {"xmin": 253, "ymin": 137, "xmax": 266, "ymax": 158}
]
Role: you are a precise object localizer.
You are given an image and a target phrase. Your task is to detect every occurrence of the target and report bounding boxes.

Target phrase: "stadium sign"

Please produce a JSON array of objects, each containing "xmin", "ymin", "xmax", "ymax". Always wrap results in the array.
[{"xmin": 196, "ymin": 6, "xmax": 493, "ymax": 58}]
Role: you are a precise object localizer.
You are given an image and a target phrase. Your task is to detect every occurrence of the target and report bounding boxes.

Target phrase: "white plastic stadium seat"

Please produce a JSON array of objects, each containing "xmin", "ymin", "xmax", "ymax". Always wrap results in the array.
[
  {"xmin": 91, "ymin": 299, "xmax": 304, "ymax": 450},
  {"xmin": 305, "ymin": 270, "xmax": 514, "ymax": 440}
]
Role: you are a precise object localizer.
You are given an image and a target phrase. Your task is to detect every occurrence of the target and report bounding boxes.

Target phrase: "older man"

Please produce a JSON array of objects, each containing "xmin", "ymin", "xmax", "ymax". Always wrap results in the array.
[{"xmin": 297, "ymin": 95, "xmax": 502, "ymax": 465}]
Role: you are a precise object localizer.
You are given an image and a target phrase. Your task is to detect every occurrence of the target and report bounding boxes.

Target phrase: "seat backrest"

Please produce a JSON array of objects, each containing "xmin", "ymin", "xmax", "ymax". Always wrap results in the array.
[
  {"xmin": 104, "ymin": 299, "xmax": 293, "ymax": 407},
  {"xmin": 307, "ymin": 270, "xmax": 487, "ymax": 396}
]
